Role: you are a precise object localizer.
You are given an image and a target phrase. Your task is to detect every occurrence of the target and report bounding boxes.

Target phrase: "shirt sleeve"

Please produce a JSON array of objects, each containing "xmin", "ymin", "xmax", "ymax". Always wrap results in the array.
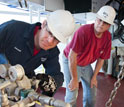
[
  {"xmin": 0, "ymin": 20, "xmax": 15, "ymax": 53},
  {"xmin": 0, "ymin": 22, "xmax": 8, "ymax": 53},
  {"xmin": 43, "ymin": 47, "xmax": 64, "ymax": 89}
]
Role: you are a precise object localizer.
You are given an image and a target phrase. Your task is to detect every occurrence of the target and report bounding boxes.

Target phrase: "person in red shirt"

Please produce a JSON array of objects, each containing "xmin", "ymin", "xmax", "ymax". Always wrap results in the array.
[{"xmin": 62, "ymin": 5, "xmax": 116, "ymax": 107}]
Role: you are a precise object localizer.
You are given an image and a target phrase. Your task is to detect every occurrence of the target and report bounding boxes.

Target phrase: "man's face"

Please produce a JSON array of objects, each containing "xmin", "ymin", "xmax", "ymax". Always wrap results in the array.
[
  {"xmin": 94, "ymin": 18, "xmax": 111, "ymax": 33},
  {"xmin": 38, "ymin": 24, "xmax": 59, "ymax": 50}
]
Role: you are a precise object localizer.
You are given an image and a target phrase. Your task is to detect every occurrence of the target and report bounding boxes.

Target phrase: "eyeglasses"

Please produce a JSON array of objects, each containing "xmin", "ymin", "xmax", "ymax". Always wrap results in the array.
[
  {"xmin": 46, "ymin": 25, "xmax": 60, "ymax": 42},
  {"xmin": 97, "ymin": 18, "xmax": 110, "ymax": 25}
]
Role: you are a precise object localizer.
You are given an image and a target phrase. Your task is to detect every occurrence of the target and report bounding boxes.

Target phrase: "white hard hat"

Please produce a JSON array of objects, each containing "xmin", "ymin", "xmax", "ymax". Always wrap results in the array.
[
  {"xmin": 96, "ymin": 5, "xmax": 116, "ymax": 25},
  {"xmin": 47, "ymin": 10, "xmax": 76, "ymax": 43}
]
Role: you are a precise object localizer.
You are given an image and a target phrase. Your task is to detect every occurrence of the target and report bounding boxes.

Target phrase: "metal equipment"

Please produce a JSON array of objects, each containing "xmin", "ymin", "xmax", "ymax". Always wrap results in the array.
[{"xmin": 0, "ymin": 64, "xmax": 71, "ymax": 107}]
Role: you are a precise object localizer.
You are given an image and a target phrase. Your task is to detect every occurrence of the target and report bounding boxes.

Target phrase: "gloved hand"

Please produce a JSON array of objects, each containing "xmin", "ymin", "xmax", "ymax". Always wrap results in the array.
[{"xmin": 36, "ymin": 74, "xmax": 57, "ymax": 97}]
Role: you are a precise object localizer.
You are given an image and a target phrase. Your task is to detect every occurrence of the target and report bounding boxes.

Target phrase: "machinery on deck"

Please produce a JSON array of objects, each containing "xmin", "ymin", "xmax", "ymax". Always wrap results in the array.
[{"xmin": 0, "ymin": 64, "xmax": 71, "ymax": 107}]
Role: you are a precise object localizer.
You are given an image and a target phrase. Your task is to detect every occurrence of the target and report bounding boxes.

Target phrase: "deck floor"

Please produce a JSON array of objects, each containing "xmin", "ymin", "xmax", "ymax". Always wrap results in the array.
[{"xmin": 54, "ymin": 73, "xmax": 124, "ymax": 107}]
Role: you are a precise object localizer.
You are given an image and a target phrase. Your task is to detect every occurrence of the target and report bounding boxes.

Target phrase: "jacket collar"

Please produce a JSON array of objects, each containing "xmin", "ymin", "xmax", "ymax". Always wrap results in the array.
[{"xmin": 24, "ymin": 22, "xmax": 41, "ymax": 55}]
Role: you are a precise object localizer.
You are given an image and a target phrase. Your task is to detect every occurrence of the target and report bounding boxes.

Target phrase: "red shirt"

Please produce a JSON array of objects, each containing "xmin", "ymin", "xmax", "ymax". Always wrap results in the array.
[
  {"xmin": 33, "ymin": 26, "xmax": 40, "ymax": 56},
  {"xmin": 64, "ymin": 24, "xmax": 111, "ymax": 66}
]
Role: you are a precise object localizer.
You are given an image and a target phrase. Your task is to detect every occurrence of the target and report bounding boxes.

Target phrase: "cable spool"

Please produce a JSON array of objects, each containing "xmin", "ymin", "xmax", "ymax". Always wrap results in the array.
[
  {"xmin": 8, "ymin": 64, "xmax": 25, "ymax": 81},
  {"xmin": 0, "ymin": 64, "xmax": 8, "ymax": 78}
]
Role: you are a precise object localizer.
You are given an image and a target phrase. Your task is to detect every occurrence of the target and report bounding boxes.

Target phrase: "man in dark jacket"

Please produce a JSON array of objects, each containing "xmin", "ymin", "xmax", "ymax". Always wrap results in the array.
[{"xmin": 0, "ymin": 10, "xmax": 75, "ymax": 96}]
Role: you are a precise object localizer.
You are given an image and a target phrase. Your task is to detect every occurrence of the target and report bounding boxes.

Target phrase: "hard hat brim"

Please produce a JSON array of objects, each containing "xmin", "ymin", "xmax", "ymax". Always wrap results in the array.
[{"xmin": 96, "ymin": 14, "xmax": 114, "ymax": 25}]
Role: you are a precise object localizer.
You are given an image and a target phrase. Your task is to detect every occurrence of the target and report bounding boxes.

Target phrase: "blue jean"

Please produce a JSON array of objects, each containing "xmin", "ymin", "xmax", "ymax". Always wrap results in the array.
[
  {"xmin": 62, "ymin": 54, "xmax": 96, "ymax": 107},
  {"xmin": 0, "ymin": 54, "xmax": 8, "ymax": 64}
]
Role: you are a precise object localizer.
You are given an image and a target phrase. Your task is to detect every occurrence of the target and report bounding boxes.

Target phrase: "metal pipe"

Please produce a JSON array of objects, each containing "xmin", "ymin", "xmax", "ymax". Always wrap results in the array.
[{"xmin": 38, "ymin": 95, "xmax": 71, "ymax": 107}]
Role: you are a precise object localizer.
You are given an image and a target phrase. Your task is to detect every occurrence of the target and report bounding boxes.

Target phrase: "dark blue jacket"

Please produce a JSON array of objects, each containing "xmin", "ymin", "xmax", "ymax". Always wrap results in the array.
[{"xmin": 0, "ymin": 20, "xmax": 64, "ymax": 88}]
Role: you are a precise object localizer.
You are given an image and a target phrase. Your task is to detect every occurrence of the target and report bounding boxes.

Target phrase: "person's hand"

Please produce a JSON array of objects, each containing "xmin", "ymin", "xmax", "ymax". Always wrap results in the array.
[
  {"xmin": 36, "ymin": 74, "xmax": 57, "ymax": 97},
  {"xmin": 91, "ymin": 76, "xmax": 97, "ymax": 88},
  {"xmin": 68, "ymin": 78, "xmax": 79, "ymax": 91}
]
